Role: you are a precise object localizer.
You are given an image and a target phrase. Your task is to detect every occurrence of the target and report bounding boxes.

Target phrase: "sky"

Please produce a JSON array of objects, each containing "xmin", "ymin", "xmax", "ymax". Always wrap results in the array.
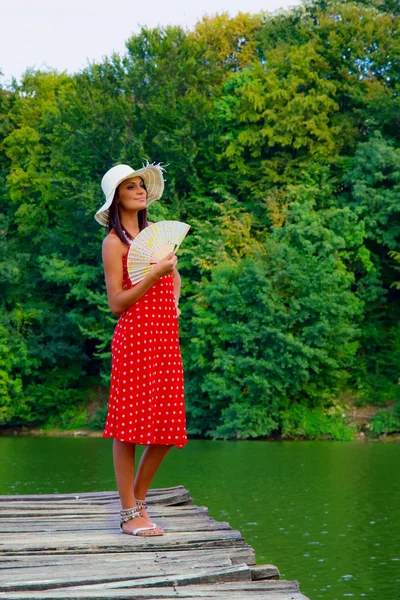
[{"xmin": 1, "ymin": 0, "xmax": 301, "ymax": 85}]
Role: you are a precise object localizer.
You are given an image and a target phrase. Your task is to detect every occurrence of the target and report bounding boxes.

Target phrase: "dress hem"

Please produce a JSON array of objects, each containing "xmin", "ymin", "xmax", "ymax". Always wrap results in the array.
[{"xmin": 102, "ymin": 432, "xmax": 188, "ymax": 449}]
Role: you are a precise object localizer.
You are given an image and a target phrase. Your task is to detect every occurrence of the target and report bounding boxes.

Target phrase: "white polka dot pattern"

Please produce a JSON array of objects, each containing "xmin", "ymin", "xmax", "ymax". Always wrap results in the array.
[{"xmin": 102, "ymin": 253, "xmax": 188, "ymax": 449}]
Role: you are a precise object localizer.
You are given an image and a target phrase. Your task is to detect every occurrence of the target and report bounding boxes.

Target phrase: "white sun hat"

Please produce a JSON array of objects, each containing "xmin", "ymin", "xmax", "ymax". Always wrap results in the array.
[{"xmin": 95, "ymin": 162, "xmax": 165, "ymax": 227}]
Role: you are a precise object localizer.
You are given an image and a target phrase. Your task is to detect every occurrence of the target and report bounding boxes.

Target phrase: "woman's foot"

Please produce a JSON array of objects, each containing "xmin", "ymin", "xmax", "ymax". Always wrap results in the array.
[
  {"xmin": 135, "ymin": 499, "xmax": 165, "ymax": 534},
  {"xmin": 120, "ymin": 507, "xmax": 163, "ymax": 536}
]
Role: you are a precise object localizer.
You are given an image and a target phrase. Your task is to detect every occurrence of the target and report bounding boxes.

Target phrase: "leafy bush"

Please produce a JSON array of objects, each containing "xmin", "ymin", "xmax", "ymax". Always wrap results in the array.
[
  {"xmin": 212, "ymin": 403, "xmax": 279, "ymax": 440},
  {"xmin": 88, "ymin": 404, "xmax": 109, "ymax": 431},
  {"xmin": 44, "ymin": 406, "xmax": 89, "ymax": 431},
  {"xmin": 369, "ymin": 402, "xmax": 400, "ymax": 437},
  {"xmin": 280, "ymin": 404, "xmax": 355, "ymax": 441}
]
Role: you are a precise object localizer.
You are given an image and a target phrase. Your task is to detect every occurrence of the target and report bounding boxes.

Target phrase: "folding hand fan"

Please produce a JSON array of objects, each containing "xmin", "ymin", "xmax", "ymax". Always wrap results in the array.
[{"xmin": 127, "ymin": 220, "xmax": 190, "ymax": 284}]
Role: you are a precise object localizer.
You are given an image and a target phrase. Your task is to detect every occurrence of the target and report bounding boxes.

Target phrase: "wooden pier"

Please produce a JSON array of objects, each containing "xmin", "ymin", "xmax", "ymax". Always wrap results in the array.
[{"xmin": 0, "ymin": 486, "xmax": 309, "ymax": 599}]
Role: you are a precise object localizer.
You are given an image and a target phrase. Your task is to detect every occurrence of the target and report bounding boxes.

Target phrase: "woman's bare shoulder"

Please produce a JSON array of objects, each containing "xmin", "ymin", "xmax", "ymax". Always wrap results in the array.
[
  {"xmin": 102, "ymin": 231, "xmax": 126, "ymax": 257},
  {"xmin": 103, "ymin": 230, "xmax": 122, "ymax": 246}
]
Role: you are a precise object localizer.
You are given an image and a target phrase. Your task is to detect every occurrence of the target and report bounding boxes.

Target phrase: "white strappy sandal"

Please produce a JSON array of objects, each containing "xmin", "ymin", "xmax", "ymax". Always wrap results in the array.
[
  {"xmin": 135, "ymin": 499, "xmax": 165, "ymax": 534},
  {"xmin": 120, "ymin": 507, "xmax": 164, "ymax": 536}
]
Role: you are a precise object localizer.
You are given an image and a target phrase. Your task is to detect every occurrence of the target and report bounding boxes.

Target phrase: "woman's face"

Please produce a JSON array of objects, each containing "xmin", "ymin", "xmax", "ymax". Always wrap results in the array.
[{"xmin": 117, "ymin": 177, "xmax": 147, "ymax": 211}]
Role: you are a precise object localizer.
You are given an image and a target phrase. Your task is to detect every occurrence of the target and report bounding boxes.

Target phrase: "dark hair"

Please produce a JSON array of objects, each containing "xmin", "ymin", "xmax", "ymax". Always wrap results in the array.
[{"xmin": 107, "ymin": 179, "xmax": 148, "ymax": 243}]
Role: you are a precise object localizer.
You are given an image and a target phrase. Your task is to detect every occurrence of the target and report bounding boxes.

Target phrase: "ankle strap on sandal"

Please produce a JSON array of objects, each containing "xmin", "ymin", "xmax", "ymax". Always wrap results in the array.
[
  {"xmin": 135, "ymin": 499, "xmax": 148, "ymax": 509},
  {"xmin": 120, "ymin": 506, "xmax": 141, "ymax": 528}
]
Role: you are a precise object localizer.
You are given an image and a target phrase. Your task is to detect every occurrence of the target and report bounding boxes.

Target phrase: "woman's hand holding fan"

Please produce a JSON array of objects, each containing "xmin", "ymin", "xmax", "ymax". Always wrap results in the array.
[
  {"xmin": 127, "ymin": 221, "xmax": 190, "ymax": 285},
  {"xmin": 151, "ymin": 251, "xmax": 177, "ymax": 278}
]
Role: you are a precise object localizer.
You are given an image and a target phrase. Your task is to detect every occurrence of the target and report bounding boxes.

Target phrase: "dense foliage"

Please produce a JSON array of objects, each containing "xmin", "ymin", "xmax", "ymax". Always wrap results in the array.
[{"xmin": 1, "ymin": 0, "xmax": 399, "ymax": 439}]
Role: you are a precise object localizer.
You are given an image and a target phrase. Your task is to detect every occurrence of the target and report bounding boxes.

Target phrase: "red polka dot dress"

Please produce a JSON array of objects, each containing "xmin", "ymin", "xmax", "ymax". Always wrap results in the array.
[{"xmin": 103, "ymin": 245, "xmax": 188, "ymax": 449}]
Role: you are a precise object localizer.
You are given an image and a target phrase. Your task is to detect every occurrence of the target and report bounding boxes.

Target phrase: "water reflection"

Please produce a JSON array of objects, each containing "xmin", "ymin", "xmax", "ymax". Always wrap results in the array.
[{"xmin": 0, "ymin": 437, "xmax": 399, "ymax": 600}]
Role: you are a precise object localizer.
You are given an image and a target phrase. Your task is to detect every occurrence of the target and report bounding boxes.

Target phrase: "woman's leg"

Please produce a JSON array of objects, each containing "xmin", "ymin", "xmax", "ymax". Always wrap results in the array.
[
  {"xmin": 134, "ymin": 444, "xmax": 173, "ymax": 498},
  {"xmin": 113, "ymin": 439, "xmax": 161, "ymax": 534},
  {"xmin": 134, "ymin": 444, "xmax": 173, "ymax": 521},
  {"xmin": 113, "ymin": 440, "xmax": 136, "ymax": 509}
]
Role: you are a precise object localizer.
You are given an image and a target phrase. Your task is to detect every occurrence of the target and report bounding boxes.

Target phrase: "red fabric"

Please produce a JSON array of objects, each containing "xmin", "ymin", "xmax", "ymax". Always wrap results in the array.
[{"xmin": 103, "ymin": 245, "xmax": 187, "ymax": 448}]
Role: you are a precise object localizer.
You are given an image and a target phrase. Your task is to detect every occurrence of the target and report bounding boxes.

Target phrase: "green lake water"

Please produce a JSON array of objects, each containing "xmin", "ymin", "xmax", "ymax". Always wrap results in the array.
[{"xmin": 0, "ymin": 437, "xmax": 399, "ymax": 600}]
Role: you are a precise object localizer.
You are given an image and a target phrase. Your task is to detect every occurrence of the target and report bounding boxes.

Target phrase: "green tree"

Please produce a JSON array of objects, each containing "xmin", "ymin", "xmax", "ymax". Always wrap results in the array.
[
  {"xmin": 184, "ymin": 192, "xmax": 362, "ymax": 438},
  {"xmin": 342, "ymin": 134, "xmax": 400, "ymax": 401}
]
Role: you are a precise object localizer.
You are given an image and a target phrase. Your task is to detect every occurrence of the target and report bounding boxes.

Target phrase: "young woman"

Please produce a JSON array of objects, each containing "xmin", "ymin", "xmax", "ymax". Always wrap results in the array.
[{"xmin": 95, "ymin": 163, "xmax": 188, "ymax": 536}]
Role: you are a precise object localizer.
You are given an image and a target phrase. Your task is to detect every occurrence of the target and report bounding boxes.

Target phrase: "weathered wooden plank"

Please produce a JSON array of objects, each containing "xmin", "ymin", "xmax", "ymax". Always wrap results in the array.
[
  {"xmin": 1, "ymin": 580, "xmax": 307, "ymax": 600},
  {"xmin": 0, "ymin": 507, "xmax": 215, "ymax": 520},
  {"xmin": 0, "ymin": 591, "xmax": 308, "ymax": 600},
  {"xmin": 0, "ymin": 523, "xmax": 231, "ymax": 534},
  {"xmin": 55, "ymin": 579, "xmax": 298, "ymax": 593},
  {"xmin": 0, "ymin": 559, "xmax": 234, "ymax": 589},
  {"xmin": 0, "ymin": 528, "xmax": 242, "ymax": 544},
  {"xmin": 0, "ymin": 485, "xmax": 185, "ymax": 497},
  {"xmin": 250, "ymin": 564, "xmax": 280, "ymax": 581},
  {"xmin": 0, "ymin": 487, "xmax": 188, "ymax": 504},
  {"xmin": 0, "ymin": 563, "xmax": 251, "ymax": 592},
  {"xmin": 0, "ymin": 529, "xmax": 246, "ymax": 555},
  {"xmin": 0, "ymin": 510, "xmax": 208, "ymax": 523},
  {"xmin": 0, "ymin": 504, "xmax": 206, "ymax": 515},
  {"xmin": 0, "ymin": 561, "xmax": 280, "ymax": 592},
  {"xmin": 0, "ymin": 547, "xmax": 256, "ymax": 570},
  {"xmin": 0, "ymin": 517, "xmax": 231, "ymax": 533}
]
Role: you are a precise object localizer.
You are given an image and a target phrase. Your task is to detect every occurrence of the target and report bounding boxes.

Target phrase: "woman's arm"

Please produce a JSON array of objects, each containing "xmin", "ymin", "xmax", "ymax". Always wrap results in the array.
[
  {"xmin": 172, "ymin": 268, "xmax": 181, "ymax": 305},
  {"xmin": 172, "ymin": 267, "xmax": 181, "ymax": 317},
  {"xmin": 102, "ymin": 234, "xmax": 177, "ymax": 316}
]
